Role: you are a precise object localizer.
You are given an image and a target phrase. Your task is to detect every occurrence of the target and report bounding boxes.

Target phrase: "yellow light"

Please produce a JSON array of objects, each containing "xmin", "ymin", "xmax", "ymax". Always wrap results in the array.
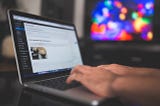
[
  {"xmin": 119, "ymin": 14, "xmax": 126, "ymax": 20},
  {"xmin": 133, "ymin": 18, "xmax": 146, "ymax": 32},
  {"xmin": 147, "ymin": 32, "xmax": 153, "ymax": 40},
  {"xmin": 121, "ymin": 7, "xmax": 128, "ymax": 14}
]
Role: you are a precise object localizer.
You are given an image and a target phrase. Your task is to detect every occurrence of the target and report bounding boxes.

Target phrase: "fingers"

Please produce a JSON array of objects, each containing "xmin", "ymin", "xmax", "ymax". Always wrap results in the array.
[
  {"xmin": 67, "ymin": 65, "xmax": 107, "ymax": 84},
  {"xmin": 98, "ymin": 64, "xmax": 132, "ymax": 75},
  {"xmin": 70, "ymin": 65, "xmax": 93, "ymax": 74},
  {"xmin": 66, "ymin": 65, "xmax": 97, "ymax": 85},
  {"xmin": 98, "ymin": 64, "xmax": 110, "ymax": 68},
  {"xmin": 98, "ymin": 64, "xmax": 122, "ymax": 70},
  {"xmin": 98, "ymin": 64, "xmax": 144, "ymax": 76},
  {"xmin": 66, "ymin": 65, "xmax": 117, "ymax": 97},
  {"xmin": 66, "ymin": 72, "xmax": 96, "ymax": 96},
  {"xmin": 66, "ymin": 65, "xmax": 90, "ymax": 84},
  {"xmin": 66, "ymin": 69, "xmax": 91, "ymax": 90},
  {"xmin": 66, "ymin": 72, "xmax": 85, "ymax": 83},
  {"xmin": 66, "ymin": 74, "xmax": 77, "ymax": 83}
]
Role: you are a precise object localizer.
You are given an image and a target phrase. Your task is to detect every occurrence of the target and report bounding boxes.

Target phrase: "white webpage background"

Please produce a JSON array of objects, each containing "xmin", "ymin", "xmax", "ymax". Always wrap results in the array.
[{"xmin": 24, "ymin": 23, "xmax": 82, "ymax": 73}]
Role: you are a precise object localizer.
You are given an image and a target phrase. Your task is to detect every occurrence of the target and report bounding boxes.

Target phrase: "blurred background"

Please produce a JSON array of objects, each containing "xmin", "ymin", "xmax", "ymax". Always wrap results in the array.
[{"xmin": 0, "ymin": 0, "xmax": 160, "ymax": 72}]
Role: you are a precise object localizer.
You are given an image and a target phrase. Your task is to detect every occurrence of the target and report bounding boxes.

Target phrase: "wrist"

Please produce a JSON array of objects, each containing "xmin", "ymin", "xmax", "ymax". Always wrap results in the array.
[{"xmin": 111, "ymin": 77, "xmax": 125, "ymax": 97}]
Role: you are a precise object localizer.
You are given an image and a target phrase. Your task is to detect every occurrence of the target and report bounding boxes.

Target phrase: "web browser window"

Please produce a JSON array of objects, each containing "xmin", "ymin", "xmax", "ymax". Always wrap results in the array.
[
  {"xmin": 24, "ymin": 22, "xmax": 82, "ymax": 73},
  {"xmin": 13, "ymin": 15, "xmax": 82, "ymax": 75}
]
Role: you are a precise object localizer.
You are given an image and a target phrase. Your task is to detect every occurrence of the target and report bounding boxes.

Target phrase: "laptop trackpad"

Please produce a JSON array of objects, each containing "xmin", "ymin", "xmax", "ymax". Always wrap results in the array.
[{"xmin": 65, "ymin": 86, "xmax": 104, "ymax": 101}]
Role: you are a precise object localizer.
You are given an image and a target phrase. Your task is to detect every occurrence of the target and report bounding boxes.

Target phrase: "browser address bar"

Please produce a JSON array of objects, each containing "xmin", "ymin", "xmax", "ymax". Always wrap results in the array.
[{"xmin": 13, "ymin": 15, "xmax": 74, "ymax": 30}]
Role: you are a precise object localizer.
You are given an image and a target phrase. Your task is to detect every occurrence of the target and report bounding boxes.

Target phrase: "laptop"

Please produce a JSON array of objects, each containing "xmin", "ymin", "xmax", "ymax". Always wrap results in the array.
[{"xmin": 8, "ymin": 10, "xmax": 105, "ymax": 106}]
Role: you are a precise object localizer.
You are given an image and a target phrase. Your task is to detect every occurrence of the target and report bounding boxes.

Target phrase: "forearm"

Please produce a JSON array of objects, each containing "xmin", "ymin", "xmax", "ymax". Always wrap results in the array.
[{"xmin": 112, "ymin": 75, "xmax": 160, "ymax": 106}]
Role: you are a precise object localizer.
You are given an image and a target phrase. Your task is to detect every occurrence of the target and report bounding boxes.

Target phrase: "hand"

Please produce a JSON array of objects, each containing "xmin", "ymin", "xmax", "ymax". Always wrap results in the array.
[
  {"xmin": 66, "ymin": 65, "xmax": 117, "ymax": 97},
  {"xmin": 67, "ymin": 64, "xmax": 160, "ymax": 106},
  {"xmin": 98, "ymin": 64, "xmax": 160, "ymax": 106}
]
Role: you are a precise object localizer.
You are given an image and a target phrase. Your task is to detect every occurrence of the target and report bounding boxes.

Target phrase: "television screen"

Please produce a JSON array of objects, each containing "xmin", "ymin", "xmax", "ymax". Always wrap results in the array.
[{"xmin": 90, "ymin": 0, "xmax": 154, "ymax": 41}]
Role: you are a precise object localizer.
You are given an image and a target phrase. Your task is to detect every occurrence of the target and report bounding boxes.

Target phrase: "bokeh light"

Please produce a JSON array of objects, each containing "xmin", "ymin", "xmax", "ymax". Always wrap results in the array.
[
  {"xmin": 91, "ymin": 0, "xmax": 154, "ymax": 41},
  {"xmin": 119, "ymin": 13, "xmax": 126, "ymax": 20}
]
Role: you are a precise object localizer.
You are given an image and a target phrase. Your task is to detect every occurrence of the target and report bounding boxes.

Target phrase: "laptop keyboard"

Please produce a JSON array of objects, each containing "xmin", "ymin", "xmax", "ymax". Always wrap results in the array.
[{"xmin": 35, "ymin": 76, "xmax": 81, "ymax": 90}]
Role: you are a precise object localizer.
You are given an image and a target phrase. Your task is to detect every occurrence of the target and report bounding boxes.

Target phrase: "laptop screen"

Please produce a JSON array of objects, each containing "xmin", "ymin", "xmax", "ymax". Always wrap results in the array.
[{"xmin": 10, "ymin": 12, "xmax": 83, "ymax": 79}]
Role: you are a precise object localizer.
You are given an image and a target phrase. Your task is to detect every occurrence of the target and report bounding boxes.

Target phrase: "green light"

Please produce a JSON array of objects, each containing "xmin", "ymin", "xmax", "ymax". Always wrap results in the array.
[
  {"xmin": 104, "ymin": 0, "xmax": 112, "ymax": 9},
  {"xmin": 132, "ymin": 12, "xmax": 138, "ymax": 19},
  {"xmin": 105, "ymin": 0, "xmax": 111, "ymax": 5},
  {"xmin": 92, "ymin": 18, "xmax": 98, "ymax": 23},
  {"xmin": 142, "ymin": 18, "xmax": 150, "ymax": 24}
]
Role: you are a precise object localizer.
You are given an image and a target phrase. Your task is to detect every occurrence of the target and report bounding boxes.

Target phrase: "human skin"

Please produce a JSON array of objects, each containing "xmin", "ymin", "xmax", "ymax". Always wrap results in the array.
[{"xmin": 66, "ymin": 64, "xmax": 160, "ymax": 106}]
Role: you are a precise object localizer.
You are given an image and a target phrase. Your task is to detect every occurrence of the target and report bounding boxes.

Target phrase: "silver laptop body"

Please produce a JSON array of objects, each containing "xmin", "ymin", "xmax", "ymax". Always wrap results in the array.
[{"xmin": 8, "ymin": 10, "xmax": 105, "ymax": 106}]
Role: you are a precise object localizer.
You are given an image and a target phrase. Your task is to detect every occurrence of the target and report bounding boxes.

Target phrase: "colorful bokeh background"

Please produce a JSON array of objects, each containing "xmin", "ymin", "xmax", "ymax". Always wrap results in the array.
[{"xmin": 91, "ymin": 0, "xmax": 154, "ymax": 41}]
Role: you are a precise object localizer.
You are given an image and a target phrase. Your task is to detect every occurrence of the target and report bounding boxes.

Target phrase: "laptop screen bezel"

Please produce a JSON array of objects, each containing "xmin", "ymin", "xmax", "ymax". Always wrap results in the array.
[{"xmin": 8, "ymin": 10, "xmax": 83, "ymax": 83}]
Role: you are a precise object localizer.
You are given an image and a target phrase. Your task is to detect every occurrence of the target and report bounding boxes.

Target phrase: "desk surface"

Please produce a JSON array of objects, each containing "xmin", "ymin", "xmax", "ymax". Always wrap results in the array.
[{"xmin": 0, "ymin": 72, "xmax": 123, "ymax": 106}]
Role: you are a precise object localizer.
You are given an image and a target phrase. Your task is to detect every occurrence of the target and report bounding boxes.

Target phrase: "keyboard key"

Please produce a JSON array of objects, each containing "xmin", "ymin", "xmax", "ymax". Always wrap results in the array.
[{"xmin": 35, "ymin": 76, "xmax": 80, "ymax": 90}]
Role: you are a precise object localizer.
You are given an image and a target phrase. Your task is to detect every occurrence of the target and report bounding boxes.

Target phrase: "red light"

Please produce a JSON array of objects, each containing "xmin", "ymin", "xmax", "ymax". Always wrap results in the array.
[
  {"xmin": 137, "ymin": 12, "xmax": 144, "ymax": 17},
  {"xmin": 121, "ymin": 7, "xmax": 128, "ymax": 14},
  {"xmin": 118, "ymin": 30, "xmax": 133, "ymax": 41},
  {"xmin": 91, "ymin": 23, "xmax": 106, "ymax": 34},
  {"xmin": 114, "ymin": 1, "xmax": 122, "ymax": 8}
]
